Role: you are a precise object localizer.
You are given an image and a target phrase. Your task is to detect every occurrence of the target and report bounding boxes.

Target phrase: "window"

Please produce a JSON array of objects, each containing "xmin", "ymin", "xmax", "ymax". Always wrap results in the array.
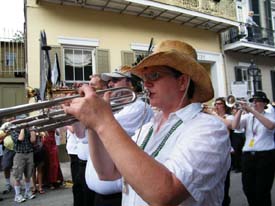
[
  {"xmin": 64, "ymin": 47, "xmax": 95, "ymax": 86},
  {"xmin": 134, "ymin": 50, "xmax": 148, "ymax": 65},
  {"xmin": 130, "ymin": 42, "xmax": 153, "ymax": 65},
  {"xmin": 5, "ymin": 53, "xmax": 16, "ymax": 66},
  {"xmin": 234, "ymin": 65, "xmax": 262, "ymax": 95}
]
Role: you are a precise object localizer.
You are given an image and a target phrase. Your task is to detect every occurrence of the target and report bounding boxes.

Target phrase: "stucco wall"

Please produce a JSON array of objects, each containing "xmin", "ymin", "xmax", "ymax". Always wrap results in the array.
[{"xmin": 26, "ymin": 1, "xmax": 220, "ymax": 88}]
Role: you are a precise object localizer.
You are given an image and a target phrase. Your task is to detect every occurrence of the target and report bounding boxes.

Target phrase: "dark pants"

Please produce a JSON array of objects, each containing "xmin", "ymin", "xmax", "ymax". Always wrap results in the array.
[
  {"xmin": 70, "ymin": 154, "xmax": 95, "ymax": 206},
  {"xmin": 95, "ymin": 192, "xmax": 122, "ymax": 206},
  {"xmin": 242, "ymin": 150, "xmax": 275, "ymax": 206},
  {"xmin": 70, "ymin": 154, "xmax": 78, "ymax": 187},
  {"xmin": 246, "ymin": 27, "xmax": 253, "ymax": 41},
  {"xmin": 231, "ymin": 132, "xmax": 245, "ymax": 171},
  {"xmin": 222, "ymin": 169, "xmax": 231, "ymax": 206}
]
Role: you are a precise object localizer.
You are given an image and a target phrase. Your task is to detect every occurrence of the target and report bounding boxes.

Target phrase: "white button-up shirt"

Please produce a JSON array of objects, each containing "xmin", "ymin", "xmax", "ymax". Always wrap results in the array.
[
  {"xmin": 122, "ymin": 103, "xmax": 231, "ymax": 206},
  {"xmin": 66, "ymin": 130, "xmax": 78, "ymax": 155},
  {"xmin": 114, "ymin": 98, "xmax": 154, "ymax": 136},
  {"xmin": 85, "ymin": 98, "xmax": 154, "ymax": 194},
  {"xmin": 239, "ymin": 112, "xmax": 275, "ymax": 151}
]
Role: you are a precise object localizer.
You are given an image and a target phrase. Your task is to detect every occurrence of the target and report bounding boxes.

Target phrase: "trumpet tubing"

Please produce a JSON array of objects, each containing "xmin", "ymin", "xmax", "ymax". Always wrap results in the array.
[{"xmin": 0, "ymin": 87, "xmax": 137, "ymax": 132}]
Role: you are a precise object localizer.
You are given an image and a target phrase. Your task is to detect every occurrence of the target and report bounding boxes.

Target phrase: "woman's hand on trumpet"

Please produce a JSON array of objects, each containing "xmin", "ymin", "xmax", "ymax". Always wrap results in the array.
[{"xmin": 63, "ymin": 84, "xmax": 115, "ymax": 132}]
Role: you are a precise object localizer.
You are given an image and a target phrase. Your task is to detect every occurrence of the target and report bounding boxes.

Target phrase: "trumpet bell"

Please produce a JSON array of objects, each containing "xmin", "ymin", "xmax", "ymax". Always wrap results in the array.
[{"xmin": 226, "ymin": 95, "xmax": 236, "ymax": 108}]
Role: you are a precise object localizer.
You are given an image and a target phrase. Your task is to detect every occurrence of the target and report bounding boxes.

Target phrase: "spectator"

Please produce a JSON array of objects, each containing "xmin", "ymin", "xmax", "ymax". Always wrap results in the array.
[
  {"xmin": 42, "ymin": 130, "xmax": 63, "ymax": 189},
  {"xmin": 246, "ymin": 11, "xmax": 258, "ymax": 41},
  {"xmin": 32, "ymin": 132, "xmax": 46, "ymax": 194},
  {"xmin": 0, "ymin": 117, "xmax": 15, "ymax": 195},
  {"xmin": 11, "ymin": 128, "xmax": 36, "ymax": 203}
]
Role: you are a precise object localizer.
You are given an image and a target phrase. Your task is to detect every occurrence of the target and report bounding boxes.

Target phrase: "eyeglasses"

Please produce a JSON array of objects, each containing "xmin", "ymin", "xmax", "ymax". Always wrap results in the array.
[
  {"xmin": 141, "ymin": 71, "xmax": 178, "ymax": 82},
  {"xmin": 141, "ymin": 72, "xmax": 162, "ymax": 81},
  {"xmin": 214, "ymin": 102, "xmax": 224, "ymax": 106}
]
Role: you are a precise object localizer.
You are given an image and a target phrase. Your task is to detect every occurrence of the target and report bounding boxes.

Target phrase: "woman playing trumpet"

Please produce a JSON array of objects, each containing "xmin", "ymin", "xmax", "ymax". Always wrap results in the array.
[{"xmin": 232, "ymin": 91, "xmax": 275, "ymax": 206}]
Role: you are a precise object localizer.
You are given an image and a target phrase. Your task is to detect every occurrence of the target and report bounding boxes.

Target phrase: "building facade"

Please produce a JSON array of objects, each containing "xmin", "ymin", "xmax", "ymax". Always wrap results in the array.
[
  {"xmin": 0, "ymin": 30, "xmax": 26, "ymax": 108},
  {"xmin": 25, "ymin": 0, "xmax": 239, "ymax": 102},
  {"xmin": 222, "ymin": 0, "xmax": 275, "ymax": 102}
]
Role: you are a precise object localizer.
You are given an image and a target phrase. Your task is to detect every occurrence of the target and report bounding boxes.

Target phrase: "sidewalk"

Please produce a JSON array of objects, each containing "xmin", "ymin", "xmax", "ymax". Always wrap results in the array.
[{"xmin": 0, "ymin": 162, "xmax": 73, "ymax": 206}]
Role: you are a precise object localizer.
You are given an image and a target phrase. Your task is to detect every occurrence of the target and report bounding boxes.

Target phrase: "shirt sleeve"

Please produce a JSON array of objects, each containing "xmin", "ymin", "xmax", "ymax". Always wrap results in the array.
[
  {"xmin": 115, "ymin": 100, "xmax": 153, "ymax": 136},
  {"xmin": 85, "ymin": 156, "xmax": 122, "ymax": 194},
  {"xmin": 239, "ymin": 113, "xmax": 249, "ymax": 129}
]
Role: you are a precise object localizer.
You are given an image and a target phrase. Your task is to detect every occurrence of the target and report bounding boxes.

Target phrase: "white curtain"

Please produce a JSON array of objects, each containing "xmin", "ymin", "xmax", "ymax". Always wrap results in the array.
[{"xmin": 65, "ymin": 52, "xmax": 92, "ymax": 67}]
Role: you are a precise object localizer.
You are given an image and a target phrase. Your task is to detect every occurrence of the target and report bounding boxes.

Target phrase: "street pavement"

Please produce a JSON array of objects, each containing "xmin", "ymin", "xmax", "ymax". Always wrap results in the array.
[
  {"xmin": 0, "ymin": 162, "xmax": 275, "ymax": 206},
  {"xmin": 0, "ymin": 162, "xmax": 73, "ymax": 206}
]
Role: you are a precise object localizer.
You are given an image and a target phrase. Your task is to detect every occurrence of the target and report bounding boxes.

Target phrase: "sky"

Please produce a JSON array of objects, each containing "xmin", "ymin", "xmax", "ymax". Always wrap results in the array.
[{"xmin": 0, "ymin": 0, "xmax": 24, "ymax": 36}]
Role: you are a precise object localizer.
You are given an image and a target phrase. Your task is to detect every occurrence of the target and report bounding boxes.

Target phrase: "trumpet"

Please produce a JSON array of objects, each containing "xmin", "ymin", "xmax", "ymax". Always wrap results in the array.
[{"xmin": 0, "ymin": 87, "xmax": 137, "ymax": 132}]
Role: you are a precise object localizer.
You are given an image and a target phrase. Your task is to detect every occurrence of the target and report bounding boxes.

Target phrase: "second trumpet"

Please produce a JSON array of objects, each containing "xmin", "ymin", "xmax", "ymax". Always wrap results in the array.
[{"xmin": 0, "ymin": 87, "xmax": 137, "ymax": 132}]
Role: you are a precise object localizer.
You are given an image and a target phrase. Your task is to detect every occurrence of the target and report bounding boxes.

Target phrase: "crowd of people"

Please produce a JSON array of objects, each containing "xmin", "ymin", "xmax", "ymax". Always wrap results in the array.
[
  {"xmin": 0, "ymin": 39, "xmax": 275, "ymax": 206},
  {"xmin": 0, "ymin": 120, "xmax": 63, "ymax": 203}
]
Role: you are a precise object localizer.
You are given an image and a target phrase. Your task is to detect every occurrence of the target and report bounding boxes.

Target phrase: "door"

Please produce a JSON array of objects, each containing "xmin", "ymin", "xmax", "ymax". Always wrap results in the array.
[{"xmin": 0, "ymin": 83, "xmax": 27, "ymax": 109}]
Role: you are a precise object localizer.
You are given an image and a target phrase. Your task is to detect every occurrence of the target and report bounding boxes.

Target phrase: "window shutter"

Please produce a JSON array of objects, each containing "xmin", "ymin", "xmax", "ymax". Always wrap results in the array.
[
  {"xmin": 95, "ymin": 48, "xmax": 110, "ymax": 74},
  {"xmin": 255, "ymin": 72, "xmax": 262, "ymax": 91},
  {"xmin": 234, "ymin": 66, "xmax": 243, "ymax": 81},
  {"xmin": 121, "ymin": 51, "xmax": 135, "ymax": 66}
]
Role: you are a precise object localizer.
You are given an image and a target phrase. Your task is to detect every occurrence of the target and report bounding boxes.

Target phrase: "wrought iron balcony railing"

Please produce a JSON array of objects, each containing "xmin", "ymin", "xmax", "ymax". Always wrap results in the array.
[
  {"xmin": 152, "ymin": 0, "xmax": 236, "ymax": 20},
  {"xmin": 222, "ymin": 24, "xmax": 275, "ymax": 47}
]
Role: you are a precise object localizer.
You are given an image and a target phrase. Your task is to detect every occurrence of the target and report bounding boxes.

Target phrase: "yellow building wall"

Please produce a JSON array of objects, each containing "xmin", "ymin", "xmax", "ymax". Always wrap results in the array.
[{"xmin": 26, "ymin": 1, "xmax": 220, "ymax": 88}]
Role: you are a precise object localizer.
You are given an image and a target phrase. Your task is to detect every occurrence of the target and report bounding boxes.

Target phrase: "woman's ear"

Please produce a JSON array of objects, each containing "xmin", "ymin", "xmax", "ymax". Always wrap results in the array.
[{"xmin": 178, "ymin": 75, "xmax": 189, "ymax": 91}]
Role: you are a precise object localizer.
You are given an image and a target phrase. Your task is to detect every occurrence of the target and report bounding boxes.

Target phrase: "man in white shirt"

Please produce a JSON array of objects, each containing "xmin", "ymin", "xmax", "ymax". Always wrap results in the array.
[
  {"xmin": 85, "ymin": 71, "xmax": 153, "ymax": 206},
  {"xmin": 246, "ymin": 10, "xmax": 258, "ymax": 41},
  {"xmin": 64, "ymin": 40, "xmax": 231, "ymax": 206}
]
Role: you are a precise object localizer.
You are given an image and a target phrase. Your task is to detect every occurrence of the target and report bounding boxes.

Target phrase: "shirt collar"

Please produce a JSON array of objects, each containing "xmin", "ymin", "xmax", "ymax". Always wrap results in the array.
[{"xmin": 153, "ymin": 103, "xmax": 202, "ymax": 124}]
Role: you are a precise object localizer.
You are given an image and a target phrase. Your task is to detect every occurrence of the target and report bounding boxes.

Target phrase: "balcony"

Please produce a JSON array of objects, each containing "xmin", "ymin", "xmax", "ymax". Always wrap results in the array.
[
  {"xmin": 37, "ymin": 0, "xmax": 239, "ymax": 32},
  {"xmin": 222, "ymin": 25, "xmax": 275, "ymax": 57}
]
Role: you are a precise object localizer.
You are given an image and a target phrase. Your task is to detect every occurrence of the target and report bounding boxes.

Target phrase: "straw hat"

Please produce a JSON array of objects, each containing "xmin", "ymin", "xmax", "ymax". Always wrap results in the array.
[{"xmin": 132, "ymin": 40, "xmax": 214, "ymax": 103}]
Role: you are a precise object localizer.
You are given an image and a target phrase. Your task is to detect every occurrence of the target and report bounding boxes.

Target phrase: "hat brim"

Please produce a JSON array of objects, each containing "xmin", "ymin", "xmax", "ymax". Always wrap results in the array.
[
  {"xmin": 101, "ymin": 72, "xmax": 128, "ymax": 81},
  {"xmin": 249, "ymin": 97, "xmax": 270, "ymax": 104},
  {"xmin": 132, "ymin": 51, "xmax": 214, "ymax": 103}
]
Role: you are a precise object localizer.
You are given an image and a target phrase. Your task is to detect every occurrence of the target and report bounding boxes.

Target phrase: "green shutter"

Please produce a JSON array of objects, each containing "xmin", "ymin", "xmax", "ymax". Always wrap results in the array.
[
  {"xmin": 95, "ymin": 48, "xmax": 110, "ymax": 74},
  {"xmin": 121, "ymin": 50, "xmax": 135, "ymax": 67}
]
